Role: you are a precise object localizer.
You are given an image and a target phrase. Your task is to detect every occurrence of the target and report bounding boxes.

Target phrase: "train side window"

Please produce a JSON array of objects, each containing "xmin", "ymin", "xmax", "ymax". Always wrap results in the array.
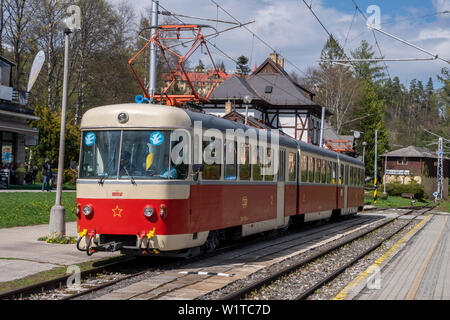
[
  {"xmin": 321, "ymin": 160, "xmax": 327, "ymax": 184},
  {"xmin": 301, "ymin": 155, "xmax": 308, "ymax": 183},
  {"xmin": 253, "ymin": 147, "xmax": 263, "ymax": 181},
  {"xmin": 315, "ymin": 159, "xmax": 321, "ymax": 183},
  {"xmin": 264, "ymin": 147, "xmax": 275, "ymax": 181},
  {"xmin": 202, "ymin": 138, "xmax": 222, "ymax": 180},
  {"xmin": 308, "ymin": 157, "xmax": 315, "ymax": 183},
  {"xmin": 224, "ymin": 141, "xmax": 237, "ymax": 181},
  {"xmin": 339, "ymin": 164, "xmax": 344, "ymax": 185},
  {"xmin": 288, "ymin": 152, "xmax": 297, "ymax": 182},
  {"xmin": 238, "ymin": 142, "xmax": 251, "ymax": 181}
]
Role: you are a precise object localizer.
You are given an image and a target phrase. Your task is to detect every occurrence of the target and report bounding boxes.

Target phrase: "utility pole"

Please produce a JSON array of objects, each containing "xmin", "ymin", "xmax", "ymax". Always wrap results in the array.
[
  {"xmin": 374, "ymin": 130, "xmax": 378, "ymax": 204},
  {"xmin": 149, "ymin": 0, "xmax": 159, "ymax": 103},
  {"xmin": 438, "ymin": 137, "xmax": 444, "ymax": 200},
  {"xmin": 319, "ymin": 107, "xmax": 325, "ymax": 148},
  {"xmin": 424, "ymin": 129, "xmax": 448, "ymax": 201}
]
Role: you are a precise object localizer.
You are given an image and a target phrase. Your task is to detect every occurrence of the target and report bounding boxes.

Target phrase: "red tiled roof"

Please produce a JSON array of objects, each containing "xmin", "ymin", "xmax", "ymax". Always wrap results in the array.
[{"xmin": 161, "ymin": 70, "xmax": 232, "ymax": 82}]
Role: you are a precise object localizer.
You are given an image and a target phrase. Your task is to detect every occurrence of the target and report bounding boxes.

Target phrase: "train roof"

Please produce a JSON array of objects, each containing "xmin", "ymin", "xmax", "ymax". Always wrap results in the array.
[{"xmin": 81, "ymin": 103, "xmax": 363, "ymax": 167}]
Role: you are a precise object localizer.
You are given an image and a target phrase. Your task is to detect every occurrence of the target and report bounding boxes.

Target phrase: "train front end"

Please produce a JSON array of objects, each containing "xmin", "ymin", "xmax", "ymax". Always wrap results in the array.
[{"xmin": 76, "ymin": 104, "xmax": 205, "ymax": 257}]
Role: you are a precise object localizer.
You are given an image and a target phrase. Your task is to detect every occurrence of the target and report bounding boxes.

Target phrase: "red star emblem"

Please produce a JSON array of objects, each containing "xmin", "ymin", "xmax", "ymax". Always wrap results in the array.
[{"xmin": 112, "ymin": 205, "xmax": 123, "ymax": 217}]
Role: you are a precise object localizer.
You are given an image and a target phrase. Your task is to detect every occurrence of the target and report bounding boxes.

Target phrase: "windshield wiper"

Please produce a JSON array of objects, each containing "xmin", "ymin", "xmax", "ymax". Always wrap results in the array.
[
  {"xmin": 98, "ymin": 174, "xmax": 107, "ymax": 186},
  {"xmin": 123, "ymin": 167, "xmax": 137, "ymax": 186}
]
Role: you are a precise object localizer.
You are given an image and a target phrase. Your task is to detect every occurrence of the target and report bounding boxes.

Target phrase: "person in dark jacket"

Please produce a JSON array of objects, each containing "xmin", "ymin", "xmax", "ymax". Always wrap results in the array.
[{"xmin": 42, "ymin": 159, "xmax": 52, "ymax": 192}]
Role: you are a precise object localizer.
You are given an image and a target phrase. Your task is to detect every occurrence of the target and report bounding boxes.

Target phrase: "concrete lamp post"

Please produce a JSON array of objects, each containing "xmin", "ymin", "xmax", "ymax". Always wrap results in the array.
[
  {"xmin": 243, "ymin": 95, "xmax": 252, "ymax": 125},
  {"xmin": 49, "ymin": 6, "xmax": 81, "ymax": 237}
]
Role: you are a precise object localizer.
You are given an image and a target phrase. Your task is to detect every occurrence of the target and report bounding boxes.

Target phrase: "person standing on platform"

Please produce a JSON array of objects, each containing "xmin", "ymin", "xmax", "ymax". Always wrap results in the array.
[{"xmin": 42, "ymin": 158, "xmax": 52, "ymax": 192}]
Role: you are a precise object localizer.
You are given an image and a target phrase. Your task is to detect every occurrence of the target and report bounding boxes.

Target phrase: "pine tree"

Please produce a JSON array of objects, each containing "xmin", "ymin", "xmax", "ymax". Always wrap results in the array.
[
  {"xmin": 236, "ymin": 55, "xmax": 251, "ymax": 76},
  {"xmin": 351, "ymin": 40, "xmax": 386, "ymax": 83},
  {"xmin": 359, "ymin": 81, "xmax": 389, "ymax": 181}
]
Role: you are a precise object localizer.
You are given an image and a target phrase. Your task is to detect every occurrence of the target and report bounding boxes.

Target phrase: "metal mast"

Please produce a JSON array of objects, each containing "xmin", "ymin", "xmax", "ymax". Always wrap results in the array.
[
  {"xmin": 149, "ymin": 0, "xmax": 159, "ymax": 103},
  {"xmin": 438, "ymin": 137, "xmax": 444, "ymax": 200}
]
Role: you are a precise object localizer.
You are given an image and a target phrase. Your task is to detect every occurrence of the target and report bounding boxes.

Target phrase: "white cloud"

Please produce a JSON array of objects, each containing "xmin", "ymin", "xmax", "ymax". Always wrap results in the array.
[{"xmin": 110, "ymin": 0, "xmax": 450, "ymax": 86}]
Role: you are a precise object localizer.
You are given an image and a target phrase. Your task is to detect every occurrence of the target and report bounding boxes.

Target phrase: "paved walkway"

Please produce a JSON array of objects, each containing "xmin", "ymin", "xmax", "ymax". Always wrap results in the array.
[
  {"xmin": 356, "ymin": 213, "xmax": 450, "ymax": 300},
  {"xmin": 0, "ymin": 222, "xmax": 117, "ymax": 283}
]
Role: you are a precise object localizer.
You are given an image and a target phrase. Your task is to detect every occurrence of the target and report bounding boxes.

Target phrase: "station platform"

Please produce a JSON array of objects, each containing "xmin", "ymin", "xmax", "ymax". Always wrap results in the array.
[
  {"xmin": 355, "ymin": 212, "xmax": 450, "ymax": 300},
  {"xmin": 0, "ymin": 222, "xmax": 117, "ymax": 283}
]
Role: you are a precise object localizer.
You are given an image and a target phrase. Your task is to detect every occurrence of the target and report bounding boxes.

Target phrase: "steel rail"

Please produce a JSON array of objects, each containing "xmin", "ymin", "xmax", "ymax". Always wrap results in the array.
[
  {"xmin": 0, "ymin": 257, "xmax": 136, "ymax": 300},
  {"xmin": 295, "ymin": 206, "xmax": 434, "ymax": 300},
  {"xmin": 222, "ymin": 205, "xmax": 435, "ymax": 300}
]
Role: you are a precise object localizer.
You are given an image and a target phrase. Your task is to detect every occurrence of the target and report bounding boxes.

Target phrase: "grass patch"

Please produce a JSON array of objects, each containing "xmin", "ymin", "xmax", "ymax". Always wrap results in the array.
[
  {"xmin": 437, "ymin": 200, "xmax": 450, "ymax": 213},
  {"xmin": 7, "ymin": 183, "xmax": 76, "ymax": 191},
  {"xmin": 0, "ymin": 192, "xmax": 77, "ymax": 229},
  {"xmin": 365, "ymin": 196, "xmax": 430, "ymax": 208}
]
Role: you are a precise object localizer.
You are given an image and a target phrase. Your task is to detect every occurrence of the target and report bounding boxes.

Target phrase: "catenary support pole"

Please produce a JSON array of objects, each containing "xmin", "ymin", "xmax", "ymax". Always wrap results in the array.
[
  {"xmin": 374, "ymin": 130, "xmax": 378, "ymax": 204},
  {"xmin": 319, "ymin": 107, "xmax": 325, "ymax": 148},
  {"xmin": 149, "ymin": 0, "xmax": 159, "ymax": 103}
]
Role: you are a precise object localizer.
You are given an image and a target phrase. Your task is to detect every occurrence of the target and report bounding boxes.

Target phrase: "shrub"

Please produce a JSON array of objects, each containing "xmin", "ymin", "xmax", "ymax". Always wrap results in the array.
[
  {"xmin": 365, "ymin": 191, "xmax": 388, "ymax": 200},
  {"xmin": 63, "ymin": 169, "xmax": 77, "ymax": 184},
  {"xmin": 386, "ymin": 182, "xmax": 425, "ymax": 200}
]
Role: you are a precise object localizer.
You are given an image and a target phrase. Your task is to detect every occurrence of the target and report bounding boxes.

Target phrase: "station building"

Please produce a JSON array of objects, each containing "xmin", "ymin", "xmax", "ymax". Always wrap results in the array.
[
  {"xmin": 0, "ymin": 56, "xmax": 39, "ymax": 185},
  {"xmin": 381, "ymin": 146, "xmax": 449, "ymax": 199}
]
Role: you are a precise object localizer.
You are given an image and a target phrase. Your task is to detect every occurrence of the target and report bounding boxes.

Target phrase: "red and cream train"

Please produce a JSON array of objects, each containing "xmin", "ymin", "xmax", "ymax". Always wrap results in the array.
[{"xmin": 76, "ymin": 104, "xmax": 365, "ymax": 256}]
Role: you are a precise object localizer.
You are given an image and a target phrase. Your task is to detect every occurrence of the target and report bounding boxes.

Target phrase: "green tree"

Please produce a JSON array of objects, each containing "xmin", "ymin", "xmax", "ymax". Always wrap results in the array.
[
  {"xmin": 358, "ymin": 81, "xmax": 389, "ymax": 181},
  {"xmin": 29, "ymin": 104, "xmax": 80, "ymax": 169},
  {"xmin": 236, "ymin": 55, "xmax": 250, "ymax": 76},
  {"xmin": 351, "ymin": 40, "xmax": 386, "ymax": 83}
]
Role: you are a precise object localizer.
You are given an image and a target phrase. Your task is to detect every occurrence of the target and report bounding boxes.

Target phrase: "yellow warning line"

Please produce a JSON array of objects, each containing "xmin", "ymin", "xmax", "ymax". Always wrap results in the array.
[{"xmin": 333, "ymin": 215, "xmax": 433, "ymax": 300}]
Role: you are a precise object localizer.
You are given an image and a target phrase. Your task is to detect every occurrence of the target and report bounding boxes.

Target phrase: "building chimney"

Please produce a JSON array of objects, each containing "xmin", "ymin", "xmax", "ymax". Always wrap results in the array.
[{"xmin": 269, "ymin": 52, "xmax": 284, "ymax": 68}]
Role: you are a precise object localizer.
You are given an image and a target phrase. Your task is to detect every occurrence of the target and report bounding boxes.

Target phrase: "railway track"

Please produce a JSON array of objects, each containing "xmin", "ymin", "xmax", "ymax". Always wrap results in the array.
[
  {"xmin": 221, "ymin": 205, "xmax": 435, "ymax": 300},
  {"xmin": 0, "ymin": 206, "xmax": 429, "ymax": 300}
]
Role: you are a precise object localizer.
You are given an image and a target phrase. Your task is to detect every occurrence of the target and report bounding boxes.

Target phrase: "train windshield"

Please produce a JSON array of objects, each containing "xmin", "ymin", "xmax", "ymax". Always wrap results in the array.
[{"xmin": 80, "ymin": 130, "xmax": 187, "ymax": 180}]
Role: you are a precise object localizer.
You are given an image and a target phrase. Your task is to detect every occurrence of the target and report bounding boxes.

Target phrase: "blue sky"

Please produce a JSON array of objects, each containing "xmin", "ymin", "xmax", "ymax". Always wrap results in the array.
[{"xmin": 112, "ymin": 0, "xmax": 450, "ymax": 88}]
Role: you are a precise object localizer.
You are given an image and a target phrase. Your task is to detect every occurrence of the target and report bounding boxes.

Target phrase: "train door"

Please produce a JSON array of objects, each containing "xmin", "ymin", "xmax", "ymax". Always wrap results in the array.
[
  {"xmin": 277, "ymin": 150, "xmax": 286, "ymax": 228},
  {"xmin": 337, "ymin": 161, "xmax": 345, "ymax": 211},
  {"xmin": 344, "ymin": 164, "xmax": 349, "ymax": 212}
]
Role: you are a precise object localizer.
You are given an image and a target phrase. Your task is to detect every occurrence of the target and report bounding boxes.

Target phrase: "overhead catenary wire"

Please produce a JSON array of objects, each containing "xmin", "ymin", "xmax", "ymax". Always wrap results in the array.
[
  {"xmin": 210, "ymin": 0, "xmax": 308, "ymax": 77},
  {"xmin": 351, "ymin": 0, "xmax": 391, "ymax": 79},
  {"xmin": 380, "ymin": 10, "xmax": 450, "ymax": 26},
  {"xmin": 300, "ymin": 0, "xmax": 349, "ymax": 59},
  {"xmin": 152, "ymin": 1, "xmax": 312, "ymax": 105}
]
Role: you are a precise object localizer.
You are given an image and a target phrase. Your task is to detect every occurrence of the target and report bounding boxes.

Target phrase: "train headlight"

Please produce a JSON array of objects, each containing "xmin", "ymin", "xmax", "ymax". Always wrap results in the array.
[
  {"xmin": 144, "ymin": 206, "xmax": 154, "ymax": 218},
  {"xmin": 160, "ymin": 204, "xmax": 167, "ymax": 219},
  {"xmin": 83, "ymin": 205, "xmax": 93, "ymax": 217}
]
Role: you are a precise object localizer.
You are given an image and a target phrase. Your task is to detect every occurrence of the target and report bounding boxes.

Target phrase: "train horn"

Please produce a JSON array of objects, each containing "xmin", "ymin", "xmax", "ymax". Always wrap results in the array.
[{"xmin": 135, "ymin": 95, "xmax": 144, "ymax": 104}]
